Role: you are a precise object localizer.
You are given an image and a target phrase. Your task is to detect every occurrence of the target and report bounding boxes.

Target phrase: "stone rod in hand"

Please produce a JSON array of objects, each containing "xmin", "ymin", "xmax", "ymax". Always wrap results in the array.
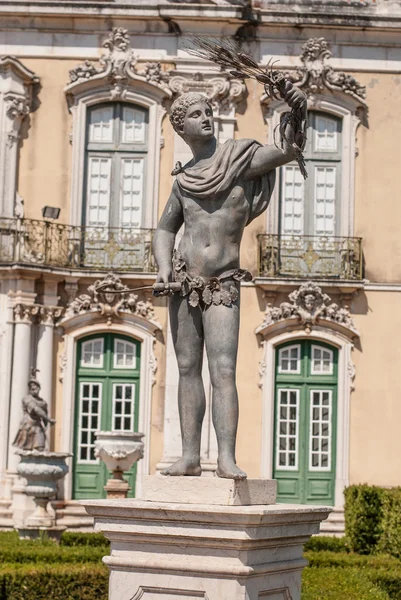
[{"xmin": 185, "ymin": 35, "xmax": 308, "ymax": 179}]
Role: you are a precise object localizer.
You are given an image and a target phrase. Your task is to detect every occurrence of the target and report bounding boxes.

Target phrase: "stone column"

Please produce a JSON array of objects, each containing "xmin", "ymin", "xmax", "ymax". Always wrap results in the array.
[
  {"xmin": 36, "ymin": 307, "xmax": 62, "ymax": 415},
  {"xmin": 83, "ymin": 476, "xmax": 332, "ymax": 600}
]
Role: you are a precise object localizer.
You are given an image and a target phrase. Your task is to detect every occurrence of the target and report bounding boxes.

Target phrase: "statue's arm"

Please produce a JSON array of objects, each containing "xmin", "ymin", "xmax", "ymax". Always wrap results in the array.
[
  {"xmin": 153, "ymin": 181, "xmax": 184, "ymax": 285},
  {"xmin": 246, "ymin": 84, "xmax": 307, "ymax": 179},
  {"xmin": 25, "ymin": 399, "xmax": 50, "ymax": 423}
]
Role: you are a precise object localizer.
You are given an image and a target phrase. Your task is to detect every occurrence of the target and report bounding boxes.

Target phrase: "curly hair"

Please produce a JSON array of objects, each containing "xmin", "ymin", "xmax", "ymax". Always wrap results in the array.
[{"xmin": 169, "ymin": 92, "xmax": 213, "ymax": 134}]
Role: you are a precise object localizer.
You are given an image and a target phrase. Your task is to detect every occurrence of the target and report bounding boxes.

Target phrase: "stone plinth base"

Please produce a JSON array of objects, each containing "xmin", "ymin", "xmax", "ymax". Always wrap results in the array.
[
  {"xmin": 17, "ymin": 525, "xmax": 66, "ymax": 543},
  {"xmin": 104, "ymin": 477, "xmax": 130, "ymax": 499},
  {"xmin": 143, "ymin": 475, "xmax": 277, "ymax": 505},
  {"xmin": 83, "ymin": 479, "xmax": 331, "ymax": 600}
]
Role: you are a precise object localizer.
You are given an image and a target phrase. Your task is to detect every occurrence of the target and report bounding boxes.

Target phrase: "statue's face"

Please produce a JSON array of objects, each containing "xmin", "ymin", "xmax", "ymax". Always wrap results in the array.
[
  {"xmin": 304, "ymin": 294, "xmax": 316, "ymax": 311},
  {"xmin": 182, "ymin": 101, "xmax": 214, "ymax": 141},
  {"xmin": 29, "ymin": 383, "xmax": 40, "ymax": 397}
]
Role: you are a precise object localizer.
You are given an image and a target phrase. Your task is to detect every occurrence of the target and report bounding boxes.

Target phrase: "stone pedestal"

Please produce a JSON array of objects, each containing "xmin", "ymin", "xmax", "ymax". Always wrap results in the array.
[{"xmin": 83, "ymin": 476, "xmax": 331, "ymax": 600}]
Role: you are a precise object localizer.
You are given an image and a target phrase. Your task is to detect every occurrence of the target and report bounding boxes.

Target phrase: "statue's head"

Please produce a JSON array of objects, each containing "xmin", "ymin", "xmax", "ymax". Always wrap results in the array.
[
  {"xmin": 169, "ymin": 92, "xmax": 214, "ymax": 142},
  {"xmin": 28, "ymin": 380, "xmax": 40, "ymax": 397}
]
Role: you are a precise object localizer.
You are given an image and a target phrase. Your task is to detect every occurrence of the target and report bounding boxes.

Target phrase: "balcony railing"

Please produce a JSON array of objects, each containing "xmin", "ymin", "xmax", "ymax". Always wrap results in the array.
[
  {"xmin": 0, "ymin": 217, "xmax": 156, "ymax": 272},
  {"xmin": 258, "ymin": 234, "xmax": 363, "ymax": 280}
]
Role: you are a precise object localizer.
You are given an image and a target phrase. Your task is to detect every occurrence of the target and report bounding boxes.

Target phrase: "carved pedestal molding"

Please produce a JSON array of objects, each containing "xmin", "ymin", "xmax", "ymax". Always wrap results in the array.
[
  {"xmin": 0, "ymin": 56, "xmax": 39, "ymax": 216},
  {"xmin": 261, "ymin": 37, "xmax": 366, "ymax": 238},
  {"xmin": 65, "ymin": 28, "xmax": 171, "ymax": 228},
  {"xmin": 83, "ymin": 486, "xmax": 331, "ymax": 600}
]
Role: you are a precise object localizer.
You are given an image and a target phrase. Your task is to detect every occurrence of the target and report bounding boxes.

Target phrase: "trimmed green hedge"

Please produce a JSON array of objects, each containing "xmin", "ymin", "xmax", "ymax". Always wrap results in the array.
[
  {"xmin": 377, "ymin": 488, "xmax": 401, "ymax": 559},
  {"xmin": 345, "ymin": 485, "xmax": 401, "ymax": 558},
  {"xmin": 302, "ymin": 567, "xmax": 390, "ymax": 600},
  {"xmin": 0, "ymin": 564, "xmax": 108, "ymax": 600},
  {"xmin": 344, "ymin": 485, "xmax": 385, "ymax": 554}
]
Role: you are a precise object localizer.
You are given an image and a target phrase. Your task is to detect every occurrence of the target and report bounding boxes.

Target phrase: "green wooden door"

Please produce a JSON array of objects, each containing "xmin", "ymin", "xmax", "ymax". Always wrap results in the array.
[
  {"xmin": 273, "ymin": 340, "xmax": 337, "ymax": 505},
  {"xmin": 73, "ymin": 333, "xmax": 141, "ymax": 499}
]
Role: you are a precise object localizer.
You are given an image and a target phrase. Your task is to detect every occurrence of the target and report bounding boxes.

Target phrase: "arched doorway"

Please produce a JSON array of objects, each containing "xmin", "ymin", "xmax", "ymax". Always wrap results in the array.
[
  {"xmin": 273, "ymin": 340, "xmax": 338, "ymax": 505},
  {"xmin": 73, "ymin": 332, "xmax": 141, "ymax": 499}
]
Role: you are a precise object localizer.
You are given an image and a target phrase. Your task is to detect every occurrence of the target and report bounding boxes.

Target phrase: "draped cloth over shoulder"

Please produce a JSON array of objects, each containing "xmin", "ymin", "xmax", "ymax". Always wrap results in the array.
[{"xmin": 175, "ymin": 139, "xmax": 276, "ymax": 225}]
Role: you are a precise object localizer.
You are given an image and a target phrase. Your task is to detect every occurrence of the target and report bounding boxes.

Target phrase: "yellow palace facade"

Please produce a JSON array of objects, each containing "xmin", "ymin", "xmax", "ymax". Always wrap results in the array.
[{"xmin": 0, "ymin": 0, "xmax": 400, "ymax": 533}]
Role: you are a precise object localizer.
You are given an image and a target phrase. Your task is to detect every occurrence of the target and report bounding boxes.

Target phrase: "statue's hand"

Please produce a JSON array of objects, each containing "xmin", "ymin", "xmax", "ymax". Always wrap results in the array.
[
  {"xmin": 282, "ymin": 81, "xmax": 307, "ymax": 115},
  {"xmin": 155, "ymin": 267, "xmax": 173, "ymax": 296}
]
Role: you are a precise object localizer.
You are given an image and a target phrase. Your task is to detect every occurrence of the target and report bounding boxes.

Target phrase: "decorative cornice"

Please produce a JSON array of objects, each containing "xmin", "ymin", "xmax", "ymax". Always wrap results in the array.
[
  {"xmin": 168, "ymin": 71, "xmax": 246, "ymax": 114},
  {"xmin": 66, "ymin": 28, "xmax": 171, "ymax": 103},
  {"xmin": 62, "ymin": 272, "xmax": 159, "ymax": 326},
  {"xmin": 256, "ymin": 281, "xmax": 359, "ymax": 337},
  {"xmin": 261, "ymin": 37, "xmax": 367, "ymax": 109}
]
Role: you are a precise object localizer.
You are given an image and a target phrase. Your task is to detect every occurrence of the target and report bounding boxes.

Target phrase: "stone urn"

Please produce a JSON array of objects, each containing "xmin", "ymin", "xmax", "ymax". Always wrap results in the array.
[
  {"xmin": 95, "ymin": 431, "xmax": 144, "ymax": 498},
  {"xmin": 15, "ymin": 449, "xmax": 71, "ymax": 528}
]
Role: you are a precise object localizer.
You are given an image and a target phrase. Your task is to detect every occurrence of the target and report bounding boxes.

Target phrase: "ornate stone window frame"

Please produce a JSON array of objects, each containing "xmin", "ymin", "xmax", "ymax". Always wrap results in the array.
[
  {"xmin": 0, "ymin": 56, "xmax": 39, "ymax": 216},
  {"xmin": 57, "ymin": 273, "xmax": 161, "ymax": 500},
  {"xmin": 65, "ymin": 28, "xmax": 172, "ymax": 228},
  {"xmin": 261, "ymin": 37, "xmax": 367, "ymax": 238},
  {"xmin": 256, "ymin": 282, "xmax": 358, "ymax": 509}
]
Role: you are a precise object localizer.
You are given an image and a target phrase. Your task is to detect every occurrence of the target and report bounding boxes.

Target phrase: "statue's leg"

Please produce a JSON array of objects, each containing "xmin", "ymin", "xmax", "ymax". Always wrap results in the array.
[
  {"xmin": 203, "ymin": 296, "xmax": 247, "ymax": 480},
  {"xmin": 161, "ymin": 293, "xmax": 205, "ymax": 477}
]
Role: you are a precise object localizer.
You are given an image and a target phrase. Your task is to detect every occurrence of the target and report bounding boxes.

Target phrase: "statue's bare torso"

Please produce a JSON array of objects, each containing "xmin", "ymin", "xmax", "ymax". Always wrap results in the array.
[{"xmin": 177, "ymin": 179, "xmax": 248, "ymax": 279}]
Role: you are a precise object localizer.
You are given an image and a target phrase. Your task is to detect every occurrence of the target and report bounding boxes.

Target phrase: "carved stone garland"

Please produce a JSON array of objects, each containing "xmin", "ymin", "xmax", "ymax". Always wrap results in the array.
[
  {"xmin": 258, "ymin": 281, "xmax": 358, "ymax": 336},
  {"xmin": 64, "ymin": 272, "xmax": 158, "ymax": 326}
]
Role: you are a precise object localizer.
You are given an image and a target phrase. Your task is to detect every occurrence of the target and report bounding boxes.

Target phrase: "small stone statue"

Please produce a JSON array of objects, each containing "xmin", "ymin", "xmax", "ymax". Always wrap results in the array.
[
  {"xmin": 12, "ymin": 370, "xmax": 56, "ymax": 452},
  {"xmin": 153, "ymin": 77, "xmax": 307, "ymax": 479}
]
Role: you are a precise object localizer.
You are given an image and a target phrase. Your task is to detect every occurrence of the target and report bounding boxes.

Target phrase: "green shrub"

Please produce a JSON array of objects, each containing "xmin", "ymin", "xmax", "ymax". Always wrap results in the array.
[
  {"xmin": 377, "ymin": 488, "xmax": 401, "ymax": 559},
  {"xmin": 302, "ymin": 567, "xmax": 390, "ymax": 599},
  {"xmin": 304, "ymin": 536, "xmax": 349, "ymax": 553},
  {"xmin": 0, "ymin": 563, "xmax": 108, "ymax": 600},
  {"xmin": 344, "ymin": 485, "xmax": 385, "ymax": 554},
  {"xmin": 60, "ymin": 532, "xmax": 109, "ymax": 548}
]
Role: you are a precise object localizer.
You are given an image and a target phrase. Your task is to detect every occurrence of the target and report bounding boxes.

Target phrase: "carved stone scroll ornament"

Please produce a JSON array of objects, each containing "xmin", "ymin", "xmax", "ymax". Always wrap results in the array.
[
  {"xmin": 289, "ymin": 37, "xmax": 367, "ymax": 105},
  {"xmin": 67, "ymin": 28, "xmax": 170, "ymax": 100},
  {"xmin": 168, "ymin": 71, "xmax": 246, "ymax": 115},
  {"xmin": 63, "ymin": 272, "xmax": 159, "ymax": 325},
  {"xmin": 258, "ymin": 281, "xmax": 359, "ymax": 336}
]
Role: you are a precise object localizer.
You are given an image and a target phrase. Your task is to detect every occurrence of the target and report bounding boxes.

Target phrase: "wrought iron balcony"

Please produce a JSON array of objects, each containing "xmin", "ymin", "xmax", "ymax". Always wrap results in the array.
[
  {"xmin": 258, "ymin": 234, "xmax": 363, "ymax": 281},
  {"xmin": 0, "ymin": 217, "xmax": 156, "ymax": 273}
]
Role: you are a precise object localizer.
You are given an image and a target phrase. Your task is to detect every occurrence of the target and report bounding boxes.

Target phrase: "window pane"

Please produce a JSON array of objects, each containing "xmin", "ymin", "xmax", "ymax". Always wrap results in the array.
[
  {"xmin": 120, "ymin": 158, "xmax": 144, "ymax": 229},
  {"xmin": 113, "ymin": 339, "xmax": 137, "ymax": 369},
  {"xmin": 89, "ymin": 106, "xmax": 114, "ymax": 143},
  {"xmin": 314, "ymin": 115, "xmax": 338, "ymax": 152},
  {"xmin": 281, "ymin": 166, "xmax": 304, "ymax": 235},
  {"xmin": 278, "ymin": 345, "xmax": 300, "ymax": 373},
  {"xmin": 81, "ymin": 339, "xmax": 104, "ymax": 369},
  {"xmin": 309, "ymin": 389, "xmax": 332, "ymax": 471},
  {"xmin": 276, "ymin": 388, "xmax": 299, "ymax": 470},
  {"xmin": 86, "ymin": 157, "xmax": 112, "ymax": 227},
  {"xmin": 78, "ymin": 382, "xmax": 102, "ymax": 464},
  {"xmin": 314, "ymin": 166, "xmax": 336, "ymax": 236},
  {"xmin": 312, "ymin": 345, "xmax": 333, "ymax": 375},
  {"xmin": 112, "ymin": 383, "xmax": 135, "ymax": 432},
  {"xmin": 121, "ymin": 107, "xmax": 146, "ymax": 144}
]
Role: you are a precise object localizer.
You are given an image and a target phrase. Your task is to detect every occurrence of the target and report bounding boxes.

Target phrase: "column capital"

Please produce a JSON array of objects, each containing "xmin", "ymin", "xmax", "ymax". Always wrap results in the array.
[
  {"xmin": 13, "ymin": 303, "xmax": 39, "ymax": 324},
  {"xmin": 38, "ymin": 306, "xmax": 64, "ymax": 326}
]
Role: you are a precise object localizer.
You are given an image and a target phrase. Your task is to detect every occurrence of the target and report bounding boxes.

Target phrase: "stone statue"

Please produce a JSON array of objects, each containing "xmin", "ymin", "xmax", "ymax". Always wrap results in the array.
[
  {"xmin": 12, "ymin": 370, "xmax": 56, "ymax": 452},
  {"xmin": 153, "ymin": 83, "xmax": 307, "ymax": 479}
]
